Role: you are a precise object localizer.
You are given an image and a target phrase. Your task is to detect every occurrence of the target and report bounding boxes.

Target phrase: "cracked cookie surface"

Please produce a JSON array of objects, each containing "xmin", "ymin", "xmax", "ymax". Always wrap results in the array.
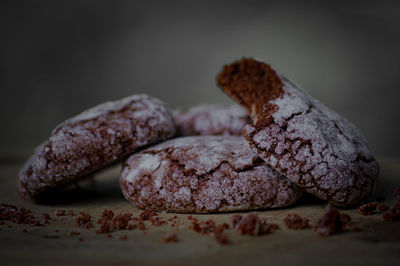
[
  {"xmin": 120, "ymin": 136, "xmax": 303, "ymax": 213},
  {"xmin": 217, "ymin": 58, "xmax": 379, "ymax": 207},
  {"xmin": 19, "ymin": 94, "xmax": 176, "ymax": 199},
  {"xmin": 174, "ymin": 104, "xmax": 251, "ymax": 136}
]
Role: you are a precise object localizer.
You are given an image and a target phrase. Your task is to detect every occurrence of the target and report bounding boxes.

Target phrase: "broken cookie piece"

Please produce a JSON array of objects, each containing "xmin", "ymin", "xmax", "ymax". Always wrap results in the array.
[
  {"xmin": 120, "ymin": 136, "xmax": 303, "ymax": 213},
  {"xmin": 217, "ymin": 58, "xmax": 379, "ymax": 207}
]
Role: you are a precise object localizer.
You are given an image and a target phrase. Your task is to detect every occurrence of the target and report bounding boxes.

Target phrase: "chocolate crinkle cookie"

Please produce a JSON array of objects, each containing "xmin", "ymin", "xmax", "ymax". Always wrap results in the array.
[
  {"xmin": 174, "ymin": 104, "xmax": 251, "ymax": 136},
  {"xmin": 217, "ymin": 58, "xmax": 379, "ymax": 207},
  {"xmin": 19, "ymin": 94, "xmax": 176, "ymax": 199},
  {"xmin": 120, "ymin": 136, "xmax": 303, "ymax": 213}
]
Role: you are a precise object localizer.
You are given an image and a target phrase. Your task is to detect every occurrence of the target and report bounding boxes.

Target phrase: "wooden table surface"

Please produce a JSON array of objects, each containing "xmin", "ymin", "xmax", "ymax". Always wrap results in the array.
[{"xmin": 1, "ymin": 158, "xmax": 399, "ymax": 266}]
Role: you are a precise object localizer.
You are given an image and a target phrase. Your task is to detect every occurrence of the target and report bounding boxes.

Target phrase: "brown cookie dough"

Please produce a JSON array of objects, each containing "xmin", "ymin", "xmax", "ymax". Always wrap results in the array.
[
  {"xmin": 217, "ymin": 58, "xmax": 379, "ymax": 207},
  {"xmin": 174, "ymin": 104, "xmax": 251, "ymax": 136},
  {"xmin": 120, "ymin": 136, "xmax": 303, "ymax": 213},
  {"xmin": 19, "ymin": 94, "xmax": 176, "ymax": 199}
]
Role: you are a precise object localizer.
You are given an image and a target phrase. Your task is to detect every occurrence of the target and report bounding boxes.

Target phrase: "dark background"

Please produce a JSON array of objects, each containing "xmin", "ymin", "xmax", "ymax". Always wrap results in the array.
[{"xmin": 1, "ymin": 0, "xmax": 399, "ymax": 158}]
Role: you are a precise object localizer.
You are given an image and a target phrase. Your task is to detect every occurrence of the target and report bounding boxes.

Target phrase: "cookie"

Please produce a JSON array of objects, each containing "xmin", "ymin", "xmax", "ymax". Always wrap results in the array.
[
  {"xmin": 174, "ymin": 104, "xmax": 251, "ymax": 136},
  {"xmin": 217, "ymin": 58, "xmax": 379, "ymax": 207},
  {"xmin": 120, "ymin": 136, "xmax": 303, "ymax": 213},
  {"xmin": 19, "ymin": 94, "xmax": 176, "ymax": 199}
]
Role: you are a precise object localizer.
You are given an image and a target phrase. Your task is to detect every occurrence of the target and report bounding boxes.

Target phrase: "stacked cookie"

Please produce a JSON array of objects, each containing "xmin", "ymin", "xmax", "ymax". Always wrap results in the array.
[{"xmin": 19, "ymin": 58, "xmax": 379, "ymax": 212}]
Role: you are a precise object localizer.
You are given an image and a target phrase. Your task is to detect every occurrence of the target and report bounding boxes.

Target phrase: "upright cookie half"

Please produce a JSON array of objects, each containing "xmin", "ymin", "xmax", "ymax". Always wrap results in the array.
[
  {"xmin": 19, "ymin": 94, "xmax": 176, "ymax": 199},
  {"xmin": 120, "ymin": 136, "xmax": 303, "ymax": 213},
  {"xmin": 174, "ymin": 104, "xmax": 251, "ymax": 136},
  {"xmin": 217, "ymin": 58, "xmax": 379, "ymax": 207}
]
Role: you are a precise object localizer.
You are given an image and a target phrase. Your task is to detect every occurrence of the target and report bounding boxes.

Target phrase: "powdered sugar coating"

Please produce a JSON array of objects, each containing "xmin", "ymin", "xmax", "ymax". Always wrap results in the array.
[
  {"xmin": 174, "ymin": 104, "xmax": 251, "ymax": 136},
  {"xmin": 243, "ymin": 75, "xmax": 379, "ymax": 207},
  {"xmin": 120, "ymin": 136, "xmax": 303, "ymax": 213},
  {"xmin": 19, "ymin": 94, "xmax": 176, "ymax": 198}
]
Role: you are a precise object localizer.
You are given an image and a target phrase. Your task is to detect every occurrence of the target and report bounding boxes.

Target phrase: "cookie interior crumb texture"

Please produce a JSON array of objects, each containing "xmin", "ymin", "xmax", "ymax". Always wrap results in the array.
[
  {"xmin": 18, "ymin": 94, "xmax": 176, "ymax": 199},
  {"xmin": 217, "ymin": 58, "xmax": 379, "ymax": 207},
  {"xmin": 217, "ymin": 58, "xmax": 284, "ymax": 122},
  {"xmin": 120, "ymin": 136, "xmax": 303, "ymax": 213}
]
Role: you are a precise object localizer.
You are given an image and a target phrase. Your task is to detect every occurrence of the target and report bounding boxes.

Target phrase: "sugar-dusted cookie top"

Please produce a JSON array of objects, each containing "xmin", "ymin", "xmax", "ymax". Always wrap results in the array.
[
  {"xmin": 19, "ymin": 94, "xmax": 176, "ymax": 199},
  {"xmin": 217, "ymin": 58, "xmax": 379, "ymax": 207},
  {"xmin": 120, "ymin": 136, "xmax": 303, "ymax": 213},
  {"xmin": 174, "ymin": 104, "xmax": 250, "ymax": 136}
]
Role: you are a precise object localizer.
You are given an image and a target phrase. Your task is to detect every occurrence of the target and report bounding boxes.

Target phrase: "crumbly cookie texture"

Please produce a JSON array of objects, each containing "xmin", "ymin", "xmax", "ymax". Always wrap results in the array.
[
  {"xmin": 19, "ymin": 94, "xmax": 176, "ymax": 199},
  {"xmin": 217, "ymin": 58, "xmax": 379, "ymax": 207},
  {"xmin": 120, "ymin": 136, "xmax": 303, "ymax": 213},
  {"xmin": 174, "ymin": 104, "xmax": 251, "ymax": 136}
]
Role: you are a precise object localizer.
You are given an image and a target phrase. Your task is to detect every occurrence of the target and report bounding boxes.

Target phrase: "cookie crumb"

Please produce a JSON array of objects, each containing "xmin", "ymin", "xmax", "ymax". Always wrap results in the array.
[
  {"xmin": 70, "ymin": 231, "xmax": 80, "ymax": 236},
  {"xmin": 358, "ymin": 202, "xmax": 378, "ymax": 215},
  {"xmin": 44, "ymin": 235, "xmax": 59, "ymax": 239},
  {"xmin": 214, "ymin": 223, "xmax": 231, "ymax": 245},
  {"xmin": 283, "ymin": 213, "xmax": 311, "ymax": 229},
  {"xmin": 139, "ymin": 210, "xmax": 165, "ymax": 226},
  {"xmin": 382, "ymin": 188, "xmax": 400, "ymax": 222},
  {"xmin": 96, "ymin": 210, "xmax": 133, "ymax": 234},
  {"xmin": 43, "ymin": 213, "xmax": 51, "ymax": 224},
  {"xmin": 395, "ymin": 188, "xmax": 400, "ymax": 200},
  {"xmin": 76, "ymin": 212, "xmax": 93, "ymax": 229},
  {"xmin": 163, "ymin": 233, "xmax": 178, "ymax": 243},
  {"xmin": 314, "ymin": 204, "xmax": 350, "ymax": 236},
  {"xmin": 55, "ymin": 210, "xmax": 66, "ymax": 216},
  {"xmin": 78, "ymin": 237, "xmax": 84, "ymax": 242},
  {"xmin": 191, "ymin": 219, "xmax": 216, "ymax": 235},
  {"xmin": 0, "ymin": 204, "xmax": 42, "ymax": 226},
  {"xmin": 120, "ymin": 235, "xmax": 128, "ymax": 240},
  {"xmin": 378, "ymin": 204, "xmax": 390, "ymax": 212},
  {"xmin": 231, "ymin": 214, "xmax": 278, "ymax": 236}
]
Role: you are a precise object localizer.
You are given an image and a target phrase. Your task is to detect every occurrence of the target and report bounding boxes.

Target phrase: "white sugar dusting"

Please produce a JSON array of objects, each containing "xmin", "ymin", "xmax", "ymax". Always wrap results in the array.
[
  {"xmin": 246, "ymin": 72, "xmax": 379, "ymax": 206},
  {"xmin": 174, "ymin": 104, "xmax": 250, "ymax": 136},
  {"xmin": 125, "ymin": 153, "xmax": 161, "ymax": 183},
  {"xmin": 120, "ymin": 135, "xmax": 303, "ymax": 212}
]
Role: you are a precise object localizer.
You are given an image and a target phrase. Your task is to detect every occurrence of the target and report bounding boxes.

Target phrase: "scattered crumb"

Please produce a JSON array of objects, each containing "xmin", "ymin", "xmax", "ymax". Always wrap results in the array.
[
  {"xmin": 44, "ymin": 235, "xmax": 59, "ymax": 239},
  {"xmin": 55, "ymin": 210, "xmax": 66, "ymax": 216},
  {"xmin": 314, "ymin": 204, "xmax": 351, "ymax": 236},
  {"xmin": 191, "ymin": 219, "xmax": 216, "ymax": 234},
  {"xmin": 163, "ymin": 233, "xmax": 178, "ymax": 243},
  {"xmin": 395, "ymin": 188, "xmax": 400, "ymax": 200},
  {"xmin": 120, "ymin": 235, "xmax": 128, "ymax": 240},
  {"xmin": 140, "ymin": 210, "xmax": 165, "ymax": 226},
  {"xmin": 378, "ymin": 204, "xmax": 390, "ymax": 212},
  {"xmin": 78, "ymin": 237, "xmax": 84, "ymax": 242},
  {"xmin": 283, "ymin": 213, "xmax": 311, "ymax": 229},
  {"xmin": 231, "ymin": 214, "xmax": 279, "ymax": 236},
  {"xmin": 0, "ymin": 204, "xmax": 42, "ymax": 226},
  {"xmin": 70, "ymin": 231, "xmax": 80, "ymax": 236},
  {"xmin": 358, "ymin": 202, "xmax": 378, "ymax": 215},
  {"xmin": 214, "ymin": 226, "xmax": 230, "ymax": 245},
  {"xmin": 76, "ymin": 212, "xmax": 93, "ymax": 229},
  {"xmin": 382, "ymin": 188, "xmax": 400, "ymax": 222},
  {"xmin": 43, "ymin": 213, "xmax": 51, "ymax": 224}
]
